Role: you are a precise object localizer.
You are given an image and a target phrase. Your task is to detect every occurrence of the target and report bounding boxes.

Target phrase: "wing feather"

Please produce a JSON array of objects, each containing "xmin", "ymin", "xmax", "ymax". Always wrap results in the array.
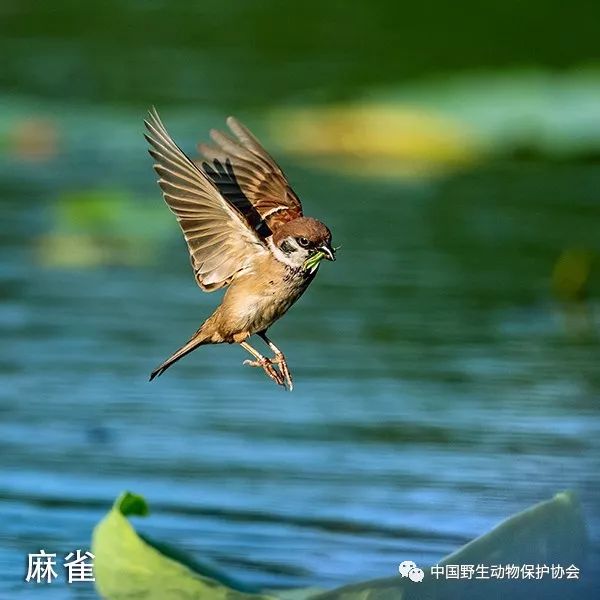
[
  {"xmin": 198, "ymin": 117, "xmax": 303, "ymax": 232},
  {"xmin": 144, "ymin": 108, "xmax": 267, "ymax": 292}
]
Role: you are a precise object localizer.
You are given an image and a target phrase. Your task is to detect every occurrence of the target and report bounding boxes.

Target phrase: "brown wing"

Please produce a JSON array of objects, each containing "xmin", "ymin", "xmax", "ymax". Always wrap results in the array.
[
  {"xmin": 144, "ymin": 108, "xmax": 268, "ymax": 292},
  {"xmin": 198, "ymin": 117, "xmax": 303, "ymax": 233}
]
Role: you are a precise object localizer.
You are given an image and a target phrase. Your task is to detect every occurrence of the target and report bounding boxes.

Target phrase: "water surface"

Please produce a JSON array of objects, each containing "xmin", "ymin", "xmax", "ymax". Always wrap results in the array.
[{"xmin": 1, "ymin": 102, "xmax": 599, "ymax": 597}]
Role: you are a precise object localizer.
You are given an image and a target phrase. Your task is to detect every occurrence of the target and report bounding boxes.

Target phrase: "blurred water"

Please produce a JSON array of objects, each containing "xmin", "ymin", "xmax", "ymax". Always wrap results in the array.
[{"xmin": 0, "ymin": 103, "xmax": 599, "ymax": 599}]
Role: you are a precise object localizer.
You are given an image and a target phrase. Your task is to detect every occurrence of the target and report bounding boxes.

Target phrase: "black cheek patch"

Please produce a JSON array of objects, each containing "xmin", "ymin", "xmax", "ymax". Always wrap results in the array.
[{"xmin": 281, "ymin": 240, "xmax": 297, "ymax": 254}]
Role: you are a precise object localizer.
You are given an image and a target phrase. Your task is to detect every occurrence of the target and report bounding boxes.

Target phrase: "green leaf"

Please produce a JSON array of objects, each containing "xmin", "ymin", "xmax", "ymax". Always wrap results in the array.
[
  {"xmin": 116, "ymin": 491, "xmax": 150, "ymax": 517},
  {"xmin": 92, "ymin": 491, "xmax": 589, "ymax": 600},
  {"xmin": 311, "ymin": 491, "xmax": 588, "ymax": 600},
  {"xmin": 92, "ymin": 492, "xmax": 274, "ymax": 599}
]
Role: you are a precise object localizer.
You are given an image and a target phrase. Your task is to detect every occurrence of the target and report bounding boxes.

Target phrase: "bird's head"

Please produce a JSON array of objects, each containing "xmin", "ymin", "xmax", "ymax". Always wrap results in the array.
[{"xmin": 272, "ymin": 217, "xmax": 336, "ymax": 272}]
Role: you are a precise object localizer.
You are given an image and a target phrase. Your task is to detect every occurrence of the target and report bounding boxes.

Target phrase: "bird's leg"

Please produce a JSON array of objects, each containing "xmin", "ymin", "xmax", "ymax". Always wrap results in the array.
[
  {"xmin": 239, "ymin": 341, "xmax": 285, "ymax": 387},
  {"xmin": 258, "ymin": 331, "xmax": 293, "ymax": 391}
]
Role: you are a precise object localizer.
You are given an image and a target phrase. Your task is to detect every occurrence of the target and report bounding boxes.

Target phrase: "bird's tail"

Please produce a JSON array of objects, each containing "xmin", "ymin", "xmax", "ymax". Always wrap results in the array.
[{"xmin": 149, "ymin": 328, "xmax": 208, "ymax": 381}]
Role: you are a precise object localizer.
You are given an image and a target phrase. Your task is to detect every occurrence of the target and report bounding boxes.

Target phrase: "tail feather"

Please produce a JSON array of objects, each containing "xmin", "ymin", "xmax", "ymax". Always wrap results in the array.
[{"xmin": 149, "ymin": 329, "xmax": 207, "ymax": 381}]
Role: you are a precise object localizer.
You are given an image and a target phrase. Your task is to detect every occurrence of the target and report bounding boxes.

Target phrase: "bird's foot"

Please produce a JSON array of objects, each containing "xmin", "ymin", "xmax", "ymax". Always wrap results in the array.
[
  {"xmin": 271, "ymin": 353, "xmax": 293, "ymax": 391},
  {"xmin": 243, "ymin": 357, "xmax": 285, "ymax": 387}
]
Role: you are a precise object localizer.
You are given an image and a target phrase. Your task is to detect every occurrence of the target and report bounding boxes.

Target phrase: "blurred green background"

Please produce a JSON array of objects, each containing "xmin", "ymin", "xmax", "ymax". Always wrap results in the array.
[{"xmin": 1, "ymin": 1, "xmax": 599, "ymax": 598}]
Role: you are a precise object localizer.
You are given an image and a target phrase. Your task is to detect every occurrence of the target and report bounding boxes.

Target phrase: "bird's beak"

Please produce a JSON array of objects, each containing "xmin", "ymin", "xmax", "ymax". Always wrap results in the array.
[{"xmin": 318, "ymin": 243, "xmax": 336, "ymax": 261}]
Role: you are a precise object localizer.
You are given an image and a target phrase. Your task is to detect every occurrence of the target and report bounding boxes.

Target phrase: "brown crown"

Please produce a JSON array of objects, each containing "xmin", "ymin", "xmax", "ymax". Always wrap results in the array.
[{"xmin": 272, "ymin": 217, "xmax": 331, "ymax": 246}]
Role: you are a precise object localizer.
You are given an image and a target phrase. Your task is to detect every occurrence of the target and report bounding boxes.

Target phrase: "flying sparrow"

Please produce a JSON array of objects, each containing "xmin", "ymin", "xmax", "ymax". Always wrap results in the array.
[{"xmin": 144, "ymin": 108, "xmax": 335, "ymax": 390}]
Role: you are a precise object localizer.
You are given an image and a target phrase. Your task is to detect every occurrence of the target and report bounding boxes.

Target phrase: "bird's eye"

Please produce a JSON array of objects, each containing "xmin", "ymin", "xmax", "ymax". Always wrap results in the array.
[{"xmin": 297, "ymin": 237, "xmax": 310, "ymax": 248}]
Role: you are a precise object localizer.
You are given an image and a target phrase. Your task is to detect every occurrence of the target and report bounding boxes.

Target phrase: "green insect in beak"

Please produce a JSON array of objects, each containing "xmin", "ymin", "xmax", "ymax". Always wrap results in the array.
[{"xmin": 303, "ymin": 244, "xmax": 339, "ymax": 273}]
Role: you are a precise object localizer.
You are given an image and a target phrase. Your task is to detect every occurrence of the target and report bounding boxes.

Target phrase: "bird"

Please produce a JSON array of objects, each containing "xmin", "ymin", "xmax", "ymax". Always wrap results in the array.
[{"xmin": 144, "ymin": 108, "xmax": 336, "ymax": 390}]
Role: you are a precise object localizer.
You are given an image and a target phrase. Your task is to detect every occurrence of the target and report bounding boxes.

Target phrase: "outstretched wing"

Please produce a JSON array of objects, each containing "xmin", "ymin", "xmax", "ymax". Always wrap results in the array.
[
  {"xmin": 198, "ymin": 117, "xmax": 303, "ymax": 232},
  {"xmin": 144, "ymin": 108, "xmax": 268, "ymax": 292}
]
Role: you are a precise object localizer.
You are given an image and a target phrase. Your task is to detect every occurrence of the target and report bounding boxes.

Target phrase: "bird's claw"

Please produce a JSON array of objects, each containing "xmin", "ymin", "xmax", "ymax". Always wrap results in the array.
[
  {"xmin": 243, "ymin": 357, "xmax": 285, "ymax": 387},
  {"xmin": 243, "ymin": 354, "xmax": 293, "ymax": 390},
  {"xmin": 271, "ymin": 353, "xmax": 293, "ymax": 391}
]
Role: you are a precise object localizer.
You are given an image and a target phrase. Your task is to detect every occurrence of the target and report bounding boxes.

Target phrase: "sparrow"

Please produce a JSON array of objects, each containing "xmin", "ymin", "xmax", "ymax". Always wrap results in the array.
[{"xmin": 144, "ymin": 108, "xmax": 335, "ymax": 390}]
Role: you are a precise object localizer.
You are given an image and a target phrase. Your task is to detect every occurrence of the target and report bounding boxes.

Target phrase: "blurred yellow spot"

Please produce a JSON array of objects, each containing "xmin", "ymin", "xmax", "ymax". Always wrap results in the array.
[
  {"xmin": 35, "ymin": 189, "xmax": 169, "ymax": 268},
  {"xmin": 36, "ymin": 233, "xmax": 150, "ymax": 267},
  {"xmin": 552, "ymin": 248, "xmax": 592, "ymax": 302},
  {"xmin": 269, "ymin": 105, "xmax": 480, "ymax": 178}
]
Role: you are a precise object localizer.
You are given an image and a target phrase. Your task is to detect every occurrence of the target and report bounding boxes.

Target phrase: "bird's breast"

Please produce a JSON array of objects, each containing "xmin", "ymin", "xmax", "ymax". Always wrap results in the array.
[{"xmin": 226, "ymin": 263, "xmax": 315, "ymax": 333}]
